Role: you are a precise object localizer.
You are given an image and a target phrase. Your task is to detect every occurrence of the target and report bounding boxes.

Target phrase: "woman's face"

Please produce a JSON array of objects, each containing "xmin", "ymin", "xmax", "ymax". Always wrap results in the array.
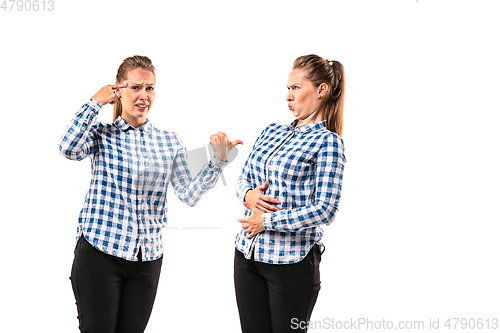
[
  {"xmin": 117, "ymin": 67, "xmax": 156, "ymax": 128},
  {"xmin": 286, "ymin": 68, "xmax": 325, "ymax": 127}
]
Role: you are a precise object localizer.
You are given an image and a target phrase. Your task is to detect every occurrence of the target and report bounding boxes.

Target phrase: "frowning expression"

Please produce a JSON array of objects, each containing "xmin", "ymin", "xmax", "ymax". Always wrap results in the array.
[{"xmin": 117, "ymin": 67, "xmax": 156, "ymax": 128}]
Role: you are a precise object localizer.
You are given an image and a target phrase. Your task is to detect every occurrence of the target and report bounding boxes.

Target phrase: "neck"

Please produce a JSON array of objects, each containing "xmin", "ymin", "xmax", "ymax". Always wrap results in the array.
[
  {"xmin": 122, "ymin": 115, "xmax": 147, "ymax": 128},
  {"xmin": 294, "ymin": 109, "xmax": 324, "ymax": 128}
]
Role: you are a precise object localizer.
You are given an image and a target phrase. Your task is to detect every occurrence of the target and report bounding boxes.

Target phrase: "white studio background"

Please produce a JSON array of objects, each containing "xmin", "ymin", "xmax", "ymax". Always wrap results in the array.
[{"xmin": 1, "ymin": 0, "xmax": 499, "ymax": 332}]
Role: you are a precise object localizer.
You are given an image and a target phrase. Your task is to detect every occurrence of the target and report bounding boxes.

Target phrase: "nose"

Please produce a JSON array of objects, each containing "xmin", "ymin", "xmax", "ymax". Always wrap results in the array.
[
  {"xmin": 139, "ymin": 88, "xmax": 148, "ymax": 101},
  {"xmin": 286, "ymin": 91, "xmax": 294, "ymax": 101}
]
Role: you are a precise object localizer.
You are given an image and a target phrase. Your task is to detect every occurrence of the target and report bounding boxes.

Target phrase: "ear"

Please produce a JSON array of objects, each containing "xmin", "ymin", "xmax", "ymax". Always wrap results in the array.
[
  {"xmin": 116, "ymin": 89, "xmax": 122, "ymax": 98},
  {"xmin": 318, "ymin": 83, "xmax": 329, "ymax": 98}
]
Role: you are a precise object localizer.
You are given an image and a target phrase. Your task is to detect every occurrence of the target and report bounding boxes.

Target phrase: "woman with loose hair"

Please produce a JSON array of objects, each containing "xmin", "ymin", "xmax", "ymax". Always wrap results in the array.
[
  {"xmin": 235, "ymin": 54, "xmax": 346, "ymax": 332},
  {"xmin": 59, "ymin": 55, "xmax": 241, "ymax": 332}
]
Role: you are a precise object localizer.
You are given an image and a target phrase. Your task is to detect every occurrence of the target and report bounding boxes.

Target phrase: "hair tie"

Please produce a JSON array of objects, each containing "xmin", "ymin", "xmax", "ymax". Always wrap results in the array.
[{"xmin": 326, "ymin": 59, "xmax": 334, "ymax": 66}]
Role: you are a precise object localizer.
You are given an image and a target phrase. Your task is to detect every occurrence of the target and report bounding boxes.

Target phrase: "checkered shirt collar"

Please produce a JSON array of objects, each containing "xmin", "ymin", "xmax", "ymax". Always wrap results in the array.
[
  {"xmin": 114, "ymin": 116, "xmax": 153, "ymax": 133},
  {"xmin": 288, "ymin": 120, "xmax": 327, "ymax": 133}
]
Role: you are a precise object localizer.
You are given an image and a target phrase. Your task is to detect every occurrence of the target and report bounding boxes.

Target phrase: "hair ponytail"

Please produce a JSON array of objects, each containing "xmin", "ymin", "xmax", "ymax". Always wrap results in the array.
[
  {"xmin": 324, "ymin": 60, "xmax": 345, "ymax": 136},
  {"xmin": 293, "ymin": 55, "xmax": 345, "ymax": 136},
  {"xmin": 113, "ymin": 96, "xmax": 123, "ymax": 123},
  {"xmin": 112, "ymin": 55, "xmax": 156, "ymax": 122}
]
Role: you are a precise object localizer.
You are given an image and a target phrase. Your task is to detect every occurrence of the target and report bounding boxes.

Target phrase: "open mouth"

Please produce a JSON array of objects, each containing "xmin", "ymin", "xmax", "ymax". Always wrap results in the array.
[{"xmin": 136, "ymin": 104, "xmax": 148, "ymax": 111}]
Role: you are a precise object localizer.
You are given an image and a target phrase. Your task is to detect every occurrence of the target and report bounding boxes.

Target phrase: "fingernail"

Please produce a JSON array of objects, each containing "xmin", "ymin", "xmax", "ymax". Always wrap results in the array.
[
  {"xmin": 277, "ymin": 201, "xmax": 281, "ymax": 204},
  {"xmin": 243, "ymin": 202, "xmax": 247, "ymax": 206}
]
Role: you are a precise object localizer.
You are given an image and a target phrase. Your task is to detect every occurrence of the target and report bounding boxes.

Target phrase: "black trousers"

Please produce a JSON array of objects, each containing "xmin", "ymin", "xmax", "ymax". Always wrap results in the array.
[
  {"xmin": 70, "ymin": 235, "xmax": 163, "ymax": 333},
  {"xmin": 234, "ymin": 246, "xmax": 321, "ymax": 333}
]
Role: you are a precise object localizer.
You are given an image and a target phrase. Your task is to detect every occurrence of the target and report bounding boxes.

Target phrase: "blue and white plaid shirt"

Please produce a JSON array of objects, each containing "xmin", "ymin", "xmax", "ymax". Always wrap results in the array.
[
  {"xmin": 59, "ymin": 99, "xmax": 226, "ymax": 261},
  {"xmin": 236, "ymin": 120, "xmax": 345, "ymax": 264}
]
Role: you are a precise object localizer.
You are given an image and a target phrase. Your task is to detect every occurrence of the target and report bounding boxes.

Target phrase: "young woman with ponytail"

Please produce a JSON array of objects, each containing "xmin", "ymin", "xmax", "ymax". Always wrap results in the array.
[
  {"xmin": 59, "ymin": 55, "xmax": 241, "ymax": 332},
  {"xmin": 234, "ymin": 54, "xmax": 346, "ymax": 333}
]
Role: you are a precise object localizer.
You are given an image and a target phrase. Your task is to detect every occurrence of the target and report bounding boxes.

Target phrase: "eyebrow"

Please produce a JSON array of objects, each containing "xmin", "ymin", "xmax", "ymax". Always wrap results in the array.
[{"xmin": 130, "ymin": 82, "xmax": 156, "ymax": 86}]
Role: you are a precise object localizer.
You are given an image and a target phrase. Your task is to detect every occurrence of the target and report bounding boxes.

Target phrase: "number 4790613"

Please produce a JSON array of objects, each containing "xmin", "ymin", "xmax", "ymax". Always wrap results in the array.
[{"xmin": 1, "ymin": 0, "xmax": 54, "ymax": 11}]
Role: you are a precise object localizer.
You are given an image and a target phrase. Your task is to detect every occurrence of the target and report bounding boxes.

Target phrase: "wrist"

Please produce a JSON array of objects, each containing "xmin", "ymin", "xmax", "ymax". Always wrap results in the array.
[
  {"xmin": 243, "ymin": 188, "xmax": 253, "ymax": 202},
  {"xmin": 91, "ymin": 95, "xmax": 104, "ymax": 106}
]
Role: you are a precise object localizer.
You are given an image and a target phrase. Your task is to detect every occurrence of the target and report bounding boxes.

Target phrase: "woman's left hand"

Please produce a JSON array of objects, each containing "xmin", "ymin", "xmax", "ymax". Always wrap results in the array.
[
  {"xmin": 238, "ymin": 209, "xmax": 264, "ymax": 239},
  {"xmin": 209, "ymin": 132, "xmax": 243, "ymax": 162}
]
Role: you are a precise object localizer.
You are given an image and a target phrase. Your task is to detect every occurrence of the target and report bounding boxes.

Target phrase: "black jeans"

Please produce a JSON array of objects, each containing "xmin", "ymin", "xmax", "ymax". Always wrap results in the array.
[
  {"xmin": 70, "ymin": 235, "xmax": 163, "ymax": 333},
  {"xmin": 234, "ymin": 246, "xmax": 321, "ymax": 333}
]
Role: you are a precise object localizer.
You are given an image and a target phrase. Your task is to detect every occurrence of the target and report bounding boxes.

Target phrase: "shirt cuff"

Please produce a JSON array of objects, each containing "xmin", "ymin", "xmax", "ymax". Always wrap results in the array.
[
  {"xmin": 89, "ymin": 98, "xmax": 103, "ymax": 110},
  {"xmin": 198, "ymin": 155, "xmax": 228, "ymax": 188},
  {"xmin": 80, "ymin": 99, "xmax": 102, "ymax": 132},
  {"xmin": 239, "ymin": 187, "xmax": 252, "ymax": 203},
  {"xmin": 262, "ymin": 212, "xmax": 275, "ymax": 231},
  {"xmin": 210, "ymin": 154, "xmax": 228, "ymax": 169}
]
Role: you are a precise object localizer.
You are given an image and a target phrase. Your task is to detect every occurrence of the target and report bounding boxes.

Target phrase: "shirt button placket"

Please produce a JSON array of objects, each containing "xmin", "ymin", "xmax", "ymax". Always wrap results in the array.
[{"xmin": 136, "ymin": 131, "xmax": 145, "ymax": 245}]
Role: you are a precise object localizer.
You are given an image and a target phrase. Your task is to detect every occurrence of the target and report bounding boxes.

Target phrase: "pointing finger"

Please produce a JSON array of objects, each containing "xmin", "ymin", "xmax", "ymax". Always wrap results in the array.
[{"xmin": 111, "ymin": 83, "xmax": 128, "ymax": 90}]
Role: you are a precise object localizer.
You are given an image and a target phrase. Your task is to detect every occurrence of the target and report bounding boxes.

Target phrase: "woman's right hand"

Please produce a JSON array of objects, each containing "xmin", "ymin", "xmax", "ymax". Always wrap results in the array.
[
  {"xmin": 91, "ymin": 83, "xmax": 128, "ymax": 106},
  {"xmin": 244, "ymin": 181, "xmax": 280, "ymax": 213}
]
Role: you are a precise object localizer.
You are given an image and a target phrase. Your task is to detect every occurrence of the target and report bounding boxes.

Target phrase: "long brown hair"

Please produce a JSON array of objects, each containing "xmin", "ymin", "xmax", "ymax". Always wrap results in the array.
[
  {"xmin": 113, "ymin": 55, "xmax": 156, "ymax": 122},
  {"xmin": 293, "ymin": 54, "xmax": 345, "ymax": 136}
]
